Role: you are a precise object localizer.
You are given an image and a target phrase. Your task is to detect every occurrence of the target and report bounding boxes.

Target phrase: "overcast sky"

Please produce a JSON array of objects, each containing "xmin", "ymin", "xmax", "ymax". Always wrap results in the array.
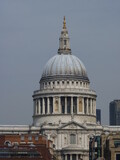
[{"xmin": 0, "ymin": 0, "xmax": 120, "ymax": 125}]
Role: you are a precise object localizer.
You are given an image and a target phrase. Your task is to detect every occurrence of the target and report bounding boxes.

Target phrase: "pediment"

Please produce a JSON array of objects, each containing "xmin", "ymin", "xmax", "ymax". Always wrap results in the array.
[
  {"xmin": 58, "ymin": 121, "xmax": 87, "ymax": 130},
  {"xmin": 50, "ymin": 132, "xmax": 57, "ymax": 138}
]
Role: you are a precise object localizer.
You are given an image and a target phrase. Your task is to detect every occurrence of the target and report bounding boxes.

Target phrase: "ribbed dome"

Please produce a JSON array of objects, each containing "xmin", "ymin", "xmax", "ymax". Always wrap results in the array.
[
  {"xmin": 41, "ymin": 54, "xmax": 89, "ymax": 81},
  {"xmin": 40, "ymin": 17, "xmax": 89, "ymax": 82}
]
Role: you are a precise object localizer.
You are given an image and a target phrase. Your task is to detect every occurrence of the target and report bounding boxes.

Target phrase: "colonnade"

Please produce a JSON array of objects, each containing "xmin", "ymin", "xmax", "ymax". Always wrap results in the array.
[{"xmin": 34, "ymin": 96, "xmax": 96, "ymax": 116}]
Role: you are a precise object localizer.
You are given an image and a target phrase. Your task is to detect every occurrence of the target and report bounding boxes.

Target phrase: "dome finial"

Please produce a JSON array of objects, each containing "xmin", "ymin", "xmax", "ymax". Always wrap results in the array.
[
  {"xmin": 58, "ymin": 17, "xmax": 71, "ymax": 55},
  {"xmin": 63, "ymin": 16, "xmax": 66, "ymax": 29}
]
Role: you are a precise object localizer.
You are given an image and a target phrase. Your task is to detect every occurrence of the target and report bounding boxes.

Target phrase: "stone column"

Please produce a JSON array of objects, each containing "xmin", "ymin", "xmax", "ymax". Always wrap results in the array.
[
  {"xmin": 42, "ymin": 98, "xmax": 45, "ymax": 114},
  {"xmin": 90, "ymin": 98, "xmax": 92, "ymax": 115},
  {"xmin": 76, "ymin": 154, "xmax": 78, "ymax": 160},
  {"xmin": 94, "ymin": 99, "xmax": 96, "ymax": 115},
  {"xmin": 77, "ymin": 97, "xmax": 79, "ymax": 114},
  {"xmin": 38, "ymin": 99, "xmax": 40, "ymax": 114},
  {"xmin": 65, "ymin": 155, "xmax": 67, "ymax": 160},
  {"xmin": 93, "ymin": 99, "xmax": 94, "ymax": 114},
  {"xmin": 35, "ymin": 100, "xmax": 37, "ymax": 115},
  {"xmin": 65, "ymin": 97, "xmax": 67, "ymax": 114},
  {"xmin": 92, "ymin": 99, "xmax": 94, "ymax": 115},
  {"xmin": 71, "ymin": 97, "xmax": 73, "ymax": 114},
  {"xmin": 87, "ymin": 98, "xmax": 89, "ymax": 114},
  {"xmin": 47, "ymin": 97, "xmax": 50, "ymax": 114},
  {"xmin": 91, "ymin": 99, "xmax": 93, "ymax": 114},
  {"xmin": 82, "ymin": 97, "xmax": 84, "ymax": 114},
  {"xmin": 70, "ymin": 154, "xmax": 72, "ymax": 160},
  {"xmin": 53, "ymin": 97, "xmax": 55, "ymax": 114},
  {"xmin": 58, "ymin": 97, "xmax": 61, "ymax": 113},
  {"xmin": 57, "ymin": 134, "xmax": 61, "ymax": 149}
]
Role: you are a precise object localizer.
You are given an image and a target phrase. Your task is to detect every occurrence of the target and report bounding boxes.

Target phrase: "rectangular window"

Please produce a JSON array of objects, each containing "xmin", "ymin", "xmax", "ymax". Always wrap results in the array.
[
  {"xmin": 21, "ymin": 135, "xmax": 24, "ymax": 141},
  {"xmin": 28, "ymin": 135, "xmax": 32, "ymax": 141},
  {"xmin": 35, "ymin": 136, "xmax": 39, "ymax": 141},
  {"xmin": 64, "ymin": 40, "xmax": 67, "ymax": 45},
  {"xmin": 116, "ymin": 154, "xmax": 120, "ymax": 160},
  {"xmin": 114, "ymin": 141, "xmax": 120, "ymax": 147},
  {"xmin": 70, "ymin": 134, "xmax": 76, "ymax": 144}
]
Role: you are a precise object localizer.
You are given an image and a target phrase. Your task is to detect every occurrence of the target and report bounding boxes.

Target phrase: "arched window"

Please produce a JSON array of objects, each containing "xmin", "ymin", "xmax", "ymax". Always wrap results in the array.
[
  {"xmin": 70, "ymin": 134, "xmax": 76, "ymax": 144},
  {"xmin": 4, "ymin": 141, "xmax": 12, "ymax": 146}
]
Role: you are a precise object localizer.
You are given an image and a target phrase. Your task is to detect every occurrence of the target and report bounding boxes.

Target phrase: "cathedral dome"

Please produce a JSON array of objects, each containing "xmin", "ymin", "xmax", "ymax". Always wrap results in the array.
[
  {"xmin": 33, "ymin": 17, "xmax": 97, "ymax": 128},
  {"xmin": 40, "ymin": 17, "xmax": 89, "ymax": 82},
  {"xmin": 41, "ymin": 54, "xmax": 89, "ymax": 81}
]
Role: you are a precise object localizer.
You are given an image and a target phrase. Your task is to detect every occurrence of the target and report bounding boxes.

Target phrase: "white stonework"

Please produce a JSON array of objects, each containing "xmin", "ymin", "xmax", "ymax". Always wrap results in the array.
[
  {"xmin": 0, "ymin": 17, "xmax": 120, "ymax": 160},
  {"xmin": 32, "ymin": 17, "xmax": 98, "ymax": 160}
]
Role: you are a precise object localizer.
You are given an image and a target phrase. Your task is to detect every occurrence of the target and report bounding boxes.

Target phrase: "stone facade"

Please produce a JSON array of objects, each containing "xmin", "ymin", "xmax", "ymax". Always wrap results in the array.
[
  {"xmin": 101, "ymin": 132, "xmax": 120, "ymax": 160},
  {"xmin": 32, "ymin": 17, "xmax": 98, "ymax": 160}
]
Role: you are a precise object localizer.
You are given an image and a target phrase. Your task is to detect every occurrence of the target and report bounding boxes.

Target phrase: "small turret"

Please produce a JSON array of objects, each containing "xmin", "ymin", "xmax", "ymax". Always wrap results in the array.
[{"xmin": 58, "ymin": 17, "xmax": 71, "ymax": 54}]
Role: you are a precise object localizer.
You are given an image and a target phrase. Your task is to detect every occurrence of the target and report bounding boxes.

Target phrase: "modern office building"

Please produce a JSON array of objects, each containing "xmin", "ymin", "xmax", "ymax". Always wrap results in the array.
[
  {"xmin": 96, "ymin": 109, "xmax": 101, "ymax": 124},
  {"xmin": 109, "ymin": 100, "xmax": 120, "ymax": 125}
]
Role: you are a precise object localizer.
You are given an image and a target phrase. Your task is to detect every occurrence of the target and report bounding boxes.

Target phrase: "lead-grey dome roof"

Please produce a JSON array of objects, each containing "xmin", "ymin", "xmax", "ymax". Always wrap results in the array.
[
  {"xmin": 41, "ymin": 54, "xmax": 89, "ymax": 82},
  {"xmin": 40, "ymin": 17, "xmax": 89, "ymax": 82}
]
